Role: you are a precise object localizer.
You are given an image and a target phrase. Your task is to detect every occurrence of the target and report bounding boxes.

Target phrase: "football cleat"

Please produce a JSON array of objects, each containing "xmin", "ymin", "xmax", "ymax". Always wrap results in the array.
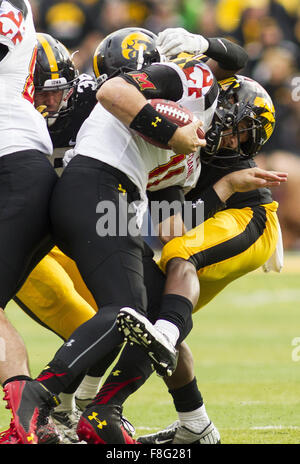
[
  {"xmin": 0, "ymin": 420, "xmax": 21, "ymax": 444},
  {"xmin": 76, "ymin": 404, "xmax": 139, "ymax": 444},
  {"xmin": 137, "ymin": 420, "xmax": 221, "ymax": 444},
  {"xmin": 117, "ymin": 307, "xmax": 178, "ymax": 377},
  {"xmin": 3, "ymin": 380, "xmax": 61, "ymax": 444},
  {"xmin": 51, "ymin": 408, "xmax": 82, "ymax": 444}
]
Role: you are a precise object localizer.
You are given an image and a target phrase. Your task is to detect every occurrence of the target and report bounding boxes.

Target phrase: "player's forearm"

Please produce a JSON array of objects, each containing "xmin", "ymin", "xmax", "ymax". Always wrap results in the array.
[
  {"xmin": 205, "ymin": 38, "xmax": 248, "ymax": 71},
  {"xmin": 97, "ymin": 77, "xmax": 148, "ymax": 126},
  {"xmin": 159, "ymin": 212, "xmax": 187, "ymax": 244}
]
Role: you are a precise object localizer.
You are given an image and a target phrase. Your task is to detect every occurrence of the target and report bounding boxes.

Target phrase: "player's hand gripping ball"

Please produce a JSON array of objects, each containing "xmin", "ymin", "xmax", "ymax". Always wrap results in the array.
[{"xmin": 138, "ymin": 99, "xmax": 205, "ymax": 149}]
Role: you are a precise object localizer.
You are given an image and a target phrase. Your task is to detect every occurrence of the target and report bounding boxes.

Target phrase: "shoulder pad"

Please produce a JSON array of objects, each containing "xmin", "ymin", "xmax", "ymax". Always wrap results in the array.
[{"xmin": 170, "ymin": 53, "xmax": 207, "ymax": 70}]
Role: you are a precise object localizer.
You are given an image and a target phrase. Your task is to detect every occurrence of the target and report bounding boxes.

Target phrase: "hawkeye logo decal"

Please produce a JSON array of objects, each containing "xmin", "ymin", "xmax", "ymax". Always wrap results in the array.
[{"xmin": 121, "ymin": 32, "xmax": 151, "ymax": 60}]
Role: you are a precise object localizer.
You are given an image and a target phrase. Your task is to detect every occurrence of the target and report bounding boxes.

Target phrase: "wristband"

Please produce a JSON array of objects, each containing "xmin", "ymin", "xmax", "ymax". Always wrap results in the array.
[{"xmin": 130, "ymin": 103, "xmax": 178, "ymax": 146}]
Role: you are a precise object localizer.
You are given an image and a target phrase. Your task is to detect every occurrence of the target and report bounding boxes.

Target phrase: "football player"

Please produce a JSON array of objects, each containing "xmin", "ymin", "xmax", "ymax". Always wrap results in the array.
[
  {"xmin": 74, "ymin": 31, "xmax": 285, "ymax": 443},
  {"xmin": 2, "ymin": 29, "xmax": 164, "ymax": 444},
  {"xmin": 82, "ymin": 31, "xmax": 285, "ymax": 444},
  {"xmin": 74, "ymin": 73, "xmax": 285, "ymax": 445},
  {"xmin": 0, "ymin": 26, "xmax": 251, "ymax": 444},
  {"xmin": 0, "ymin": 0, "xmax": 59, "ymax": 444},
  {"xmin": 1, "ymin": 27, "xmax": 288, "ymax": 444},
  {"xmin": 7, "ymin": 32, "xmax": 102, "ymax": 444}
]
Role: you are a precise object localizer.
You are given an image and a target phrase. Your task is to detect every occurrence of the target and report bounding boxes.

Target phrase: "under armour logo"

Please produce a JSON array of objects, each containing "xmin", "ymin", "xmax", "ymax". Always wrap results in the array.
[
  {"xmin": 151, "ymin": 116, "xmax": 162, "ymax": 127},
  {"xmin": 88, "ymin": 411, "xmax": 107, "ymax": 429},
  {"xmin": 65, "ymin": 339, "xmax": 75, "ymax": 347},
  {"xmin": 27, "ymin": 433, "xmax": 35, "ymax": 443},
  {"xmin": 118, "ymin": 184, "xmax": 126, "ymax": 195},
  {"xmin": 112, "ymin": 370, "xmax": 122, "ymax": 376}
]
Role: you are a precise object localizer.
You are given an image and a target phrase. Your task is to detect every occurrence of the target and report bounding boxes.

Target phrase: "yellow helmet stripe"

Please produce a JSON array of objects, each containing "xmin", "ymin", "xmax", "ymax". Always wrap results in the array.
[
  {"xmin": 37, "ymin": 33, "xmax": 59, "ymax": 80},
  {"xmin": 93, "ymin": 46, "xmax": 100, "ymax": 78},
  {"xmin": 260, "ymin": 111, "xmax": 275, "ymax": 123}
]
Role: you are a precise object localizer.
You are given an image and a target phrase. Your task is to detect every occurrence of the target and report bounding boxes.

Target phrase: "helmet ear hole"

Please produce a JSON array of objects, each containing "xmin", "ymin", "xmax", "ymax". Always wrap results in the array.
[{"xmin": 93, "ymin": 27, "xmax": 160, "ymax": 80}]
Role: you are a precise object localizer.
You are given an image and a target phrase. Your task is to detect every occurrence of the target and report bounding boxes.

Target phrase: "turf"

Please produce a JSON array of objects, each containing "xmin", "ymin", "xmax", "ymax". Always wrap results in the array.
[{"xmin": 1, "ymin": 257, "xmax": 299, "ymax": 444}]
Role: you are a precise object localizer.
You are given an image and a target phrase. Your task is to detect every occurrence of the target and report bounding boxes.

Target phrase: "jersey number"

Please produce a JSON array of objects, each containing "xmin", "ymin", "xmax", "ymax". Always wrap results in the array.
[
  {"xmin": 147, "ymin": 154, "xmax": 185, "ymax": 189},
  {"xmin": 23, "ymin": 46, "xmax": 37, "ymax": 104},
  {"xmin": 0, "ymin": 0, "xmax": 26, "ymax": 45}
]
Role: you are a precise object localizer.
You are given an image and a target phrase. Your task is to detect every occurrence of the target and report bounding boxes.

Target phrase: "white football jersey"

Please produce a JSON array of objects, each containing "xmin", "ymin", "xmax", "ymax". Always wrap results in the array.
[
  {"xmin": 74, "ymin": 60, "xmax": 218, "ymax": 195},
  {"xmin": 0, "ymin": 0, "xmax": 52, "ymax": 157}
]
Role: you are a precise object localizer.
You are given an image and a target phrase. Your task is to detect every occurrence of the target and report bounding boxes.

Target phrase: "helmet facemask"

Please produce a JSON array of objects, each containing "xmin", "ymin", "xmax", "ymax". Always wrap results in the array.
[{"xmin": 201, "ymin": 76, "xmax": 275, "ymax": 168}]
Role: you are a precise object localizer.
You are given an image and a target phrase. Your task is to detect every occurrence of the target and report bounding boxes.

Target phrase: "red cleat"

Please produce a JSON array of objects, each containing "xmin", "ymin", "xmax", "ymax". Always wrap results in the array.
[
  {"xmin": 77, "ymin": 404, "xmax": 139, "ymax": 444},
  {"xmin": 3, "ymin": 380, "xmax": 61, "ymax": 444},
  {"xmin": 0, "ymin": 420, "xmax": 21, "ymax": 444}
]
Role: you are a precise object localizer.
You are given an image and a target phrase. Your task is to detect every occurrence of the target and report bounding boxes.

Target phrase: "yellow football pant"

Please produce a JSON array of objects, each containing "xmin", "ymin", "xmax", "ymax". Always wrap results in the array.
[
  {"xmin": 15, "ymin": 247, "xmax": 97, "ymax": 340},
  {"xmin": 160, "ymin": 202, "xmax": 279, "ymax": 312}
]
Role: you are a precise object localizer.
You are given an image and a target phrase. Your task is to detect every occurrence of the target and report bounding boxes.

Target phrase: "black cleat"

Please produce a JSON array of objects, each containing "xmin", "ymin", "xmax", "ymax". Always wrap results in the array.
[
  {"xmin": 3, "ymin": 380, "xmax": 61, "ymax": 444},
  {"xmin": 77, "ymin": 404, "xmax": 138, "ymax": 444},
  {"xmin": 117, "ymin": 307, "xmax": 178, "ymax": 377}
]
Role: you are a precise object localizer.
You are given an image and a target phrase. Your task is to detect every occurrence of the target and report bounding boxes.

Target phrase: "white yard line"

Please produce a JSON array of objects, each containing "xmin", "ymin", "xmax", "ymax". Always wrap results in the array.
[{"xmin": 250, "ymin": 425, "xmax": 300, "ymax": 430}]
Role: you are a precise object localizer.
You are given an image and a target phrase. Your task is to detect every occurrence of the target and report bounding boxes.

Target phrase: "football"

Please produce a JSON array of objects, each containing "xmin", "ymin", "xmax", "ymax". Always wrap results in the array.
[{"xmin": 136, "ymin": 99, "xmax": 205, "ymax": 149}]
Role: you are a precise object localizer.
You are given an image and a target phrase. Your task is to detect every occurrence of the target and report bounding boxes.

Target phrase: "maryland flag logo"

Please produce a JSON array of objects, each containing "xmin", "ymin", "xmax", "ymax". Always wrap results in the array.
[
  {"xmin": 218, "ymin": 76, "xmax": 241, "ymax": 91},
  {"xmin": 121, "ymin": 32, "xmax": 152, "ymax": 60},
  {"xmin": 171, "ymin": 52, "xmax": 205, "ymax": 69}
]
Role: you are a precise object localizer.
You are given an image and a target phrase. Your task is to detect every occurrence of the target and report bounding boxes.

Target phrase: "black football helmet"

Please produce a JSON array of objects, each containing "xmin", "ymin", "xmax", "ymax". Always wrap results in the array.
[
  {"xmin": 34, "ymin": 32, "xmax": 79, "ymax": 120},
  {"xmin": 93, "ymin": 27, "xmax": 160, "ymax": 82},
  {"xmin": 202, "ymin": 75, "xmax": 276, "ymax": 166}
]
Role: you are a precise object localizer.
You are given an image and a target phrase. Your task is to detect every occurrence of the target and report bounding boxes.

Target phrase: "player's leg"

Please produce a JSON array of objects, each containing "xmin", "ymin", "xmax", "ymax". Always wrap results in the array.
[
  {"xmin": 76, "ymin": 250, "xmax": 166, "ymax": 443},
  {"xmin": 0, "ymin": 150, "xmax": 59, "ymax": 444},
  {"xmin": 13, "ymin": 251, "xmax": 99, "ymax": 443},
  {"xmin": 137, "ymin": 202, "xmax": 279, "ymax": 444},
  {"xmin": 0, "ymin": 310, "xmax": 30, "ymax": 384},
  {"xmin": 14, "ymin": 252, "xmax": 97, "ymax": 341},
  {"xmin": 0, "ymin": 150, "xmax": 57, "ymax": 384},
  {"xmin": 1, "ymin": 156, "xmax": 153, "ymax": 444},
  {"xmin": 137, "ymin": 342, "xmax": 221, "ymax": 444}
]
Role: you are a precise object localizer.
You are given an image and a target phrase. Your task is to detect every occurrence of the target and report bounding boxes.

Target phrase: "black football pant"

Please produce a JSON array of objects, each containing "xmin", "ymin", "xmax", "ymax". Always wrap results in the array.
[
  {"xmin": 0, "ymin": 150, "xmax": 57, "ymax": 309},
  {"xmin": 48, "ymin": 156, "xmax": 155, "ymax": 389}
]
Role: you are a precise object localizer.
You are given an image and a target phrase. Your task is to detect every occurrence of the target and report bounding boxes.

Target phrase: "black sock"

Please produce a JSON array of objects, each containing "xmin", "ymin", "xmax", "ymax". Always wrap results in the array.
[
  {"xmin": 92, "ymin": 344, "xmax": 153, "ymax": 407},
  {"xmin": 61, "ymin": 372, "xmax": 86, "ymax": 395},
  {"xmin": 159, "ymin": 294, "xmax": 193, "ymax": 343},
  {"xmin": 36, "ymin": 359, "xmax": 76, "ymax": 395},
  {"xmin": 169, "ymin": 378, "xmax": 203, "ymax": 412}
]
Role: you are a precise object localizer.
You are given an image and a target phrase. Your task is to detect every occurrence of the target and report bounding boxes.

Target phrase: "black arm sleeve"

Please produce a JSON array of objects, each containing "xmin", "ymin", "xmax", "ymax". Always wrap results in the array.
[
  {"xmin": 186, "ymin": 186, "xmax": 225, "ymax": 229},
  {"xmin": 206, "ymin": 38, "xmax": 248, "ymax": 70},
  {"xmin": 200, "ymin": 185, "xmax": 226, "ymax": 220},
  {"xmin": 120, "ymin": 64, "xmax": 184, "ymax": 101}
]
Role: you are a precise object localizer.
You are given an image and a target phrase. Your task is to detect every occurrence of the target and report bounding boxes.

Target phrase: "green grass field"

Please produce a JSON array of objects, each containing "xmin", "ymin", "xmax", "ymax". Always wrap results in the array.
[{"xmin": 1, "ymin": 256, "xmax": 300, "ymax": 444}]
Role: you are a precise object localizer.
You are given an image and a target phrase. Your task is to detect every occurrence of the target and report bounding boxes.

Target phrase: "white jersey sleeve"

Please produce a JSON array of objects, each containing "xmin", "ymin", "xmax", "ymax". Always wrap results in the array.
[
  {"xmin": 0, "ymin": 0, "xmax": 52, "ymax": 157},
  {"xmin": 0, "ymin": 0, "xmax": 27, "ymax": 50}
]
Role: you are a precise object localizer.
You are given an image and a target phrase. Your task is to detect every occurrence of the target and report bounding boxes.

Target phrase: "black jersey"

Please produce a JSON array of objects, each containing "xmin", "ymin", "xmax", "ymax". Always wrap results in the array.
[
  {"xmin": 49, "ymin": 74, "xmax": 99, "ymax": 150},
  {"xmin": 184, "ymin": 156, "xmax": 273, "ymax": 228},
  {"xmin": 186, "ymin": 157, "xmax": 273, "ymax": 208}
]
